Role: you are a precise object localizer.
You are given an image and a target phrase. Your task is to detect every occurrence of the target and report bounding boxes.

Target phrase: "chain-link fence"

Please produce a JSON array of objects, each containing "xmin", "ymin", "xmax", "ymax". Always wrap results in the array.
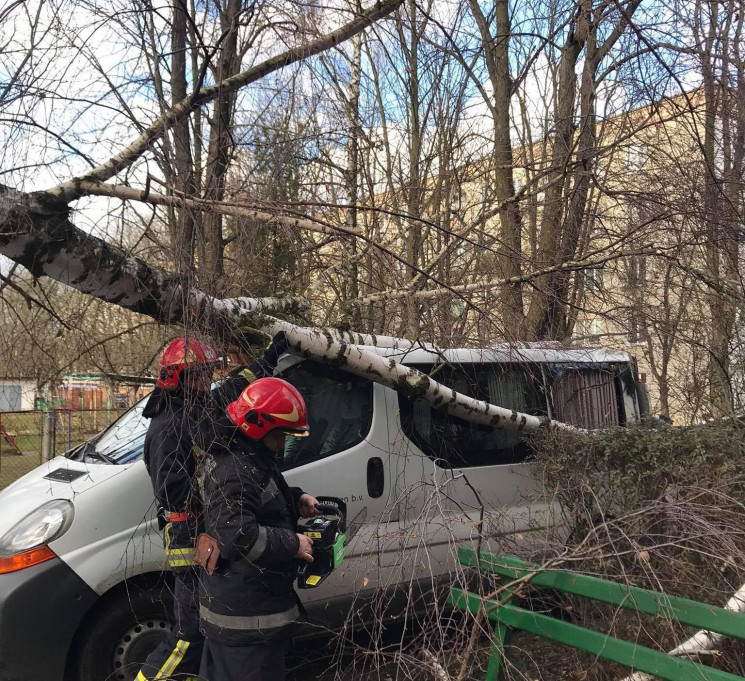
[{"xmin": 0, "ymin": 408, "xmax": 127, "ymax": 490}]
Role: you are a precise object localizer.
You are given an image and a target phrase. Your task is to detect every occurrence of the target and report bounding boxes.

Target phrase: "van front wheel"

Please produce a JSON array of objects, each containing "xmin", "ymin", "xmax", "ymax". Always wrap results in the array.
[{"xmin": 72, "ymin": 584, "xmax": 173, "ymax": 681}]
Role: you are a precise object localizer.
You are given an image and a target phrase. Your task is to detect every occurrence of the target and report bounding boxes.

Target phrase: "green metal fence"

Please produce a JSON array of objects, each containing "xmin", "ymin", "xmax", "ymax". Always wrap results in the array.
[{"xmin": 449, "ymin": 546, "xmax": 745, "ymax": 681}]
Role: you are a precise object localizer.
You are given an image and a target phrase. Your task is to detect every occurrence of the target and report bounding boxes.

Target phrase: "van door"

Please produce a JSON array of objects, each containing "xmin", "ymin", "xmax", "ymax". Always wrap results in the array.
[
  {"xmin": 385, "ymin": 362, "xmax": 554, "ymax": 582},
  {"xmin": 276, "ymin": 360, "xmax": 393, "ymax": 617}
]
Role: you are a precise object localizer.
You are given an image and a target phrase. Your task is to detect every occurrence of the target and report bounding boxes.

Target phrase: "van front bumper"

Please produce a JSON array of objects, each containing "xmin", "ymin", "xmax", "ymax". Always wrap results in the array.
[{"xmin": 0, "ymin": 555, "xmax": 98, "ymax": 681}]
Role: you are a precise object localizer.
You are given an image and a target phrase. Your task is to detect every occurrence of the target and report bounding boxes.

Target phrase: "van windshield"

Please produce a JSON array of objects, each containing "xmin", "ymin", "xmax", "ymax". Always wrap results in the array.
[
  {"xmin": 69, "ymin": 395, "xmax": 150, "ymax": 465},
  {"xmin": 92, "ymin": 398, "xmax": 149, "ymax": 463},
  {"xmin": 68, "ymin": 379, "xmax": 226, "ymax": 465}
]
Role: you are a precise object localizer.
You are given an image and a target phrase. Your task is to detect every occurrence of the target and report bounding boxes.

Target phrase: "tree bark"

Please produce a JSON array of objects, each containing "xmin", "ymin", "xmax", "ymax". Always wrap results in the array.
[
  {"xmin": 523, "ymin": 0, "xmax": 590, "ymax": 340},
  {"xmin": 200, "ymin": 0, "xmax": 243, "ymax": 287},
  {"xmin": 170, "ymin": 0, "xmax": 197, "ymax": 274},
  {"xmin": 402, "ymin": 0, "xmax": 423, "ymax": 338},
  {"xmin": 468, "ymin": 0, "xmax": 525, "ymax": 339},
  {"xmin": 343, "ymin": 19, "xmax": 363, "ymax": 329},
  {"xmin": 700, "ymin": 0, "xmax": 736, "ymax": 417}
]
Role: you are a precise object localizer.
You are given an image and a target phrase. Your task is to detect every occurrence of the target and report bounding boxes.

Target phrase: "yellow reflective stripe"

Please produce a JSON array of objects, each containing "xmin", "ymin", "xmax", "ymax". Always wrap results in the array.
[
  {"xmin": 165, "ymin": 547, "xmax": 194, "ymax": 557},
  {"xmin": 167, "ymin": 558, "xmax": 198, "ymax": 567},
  {"xmin": 164, "ymin": 523, "xmax": 174, "ymax": 553},
  {"xmin": 239, "ymin": 368, "xmax": 258, "ymax": 383},
  {"xmin": 166, "ymin": 547, "xmax": 195, "ymax": 566},
  {"xmin": 135, "ymin": 638, "xmax": 190, "ymax": 680},
  {"xmin": 200, "ymin": 603, "xmax": 299, "ymax": 631},
  {"xmin": 153, "ymin": 639, "xmax": 190, "ymax": 680}
]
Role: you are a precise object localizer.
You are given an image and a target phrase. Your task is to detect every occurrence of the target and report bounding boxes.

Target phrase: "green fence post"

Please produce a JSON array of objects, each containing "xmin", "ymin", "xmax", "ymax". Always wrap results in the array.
[
  {"xmin": 485, "ymin": 604, "xmax": 511, "ymax": 681},
  {"xmin": 475, "ymin": 563, "xmax": 514, "ymax": 681}
]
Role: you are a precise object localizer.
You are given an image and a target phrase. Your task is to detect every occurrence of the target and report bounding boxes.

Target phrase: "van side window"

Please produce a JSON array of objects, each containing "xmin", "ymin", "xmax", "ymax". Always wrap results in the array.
[
  {"xmin": 548, "ymin": 365, "xmax": 621, "ymax": 428},
  {"xmin": 278, "ymin": 361, "xmax": 373, "ymax": 470},
  {"xmin": 397, "ymin": 364, "xmax": 548, "ymax": 468}
]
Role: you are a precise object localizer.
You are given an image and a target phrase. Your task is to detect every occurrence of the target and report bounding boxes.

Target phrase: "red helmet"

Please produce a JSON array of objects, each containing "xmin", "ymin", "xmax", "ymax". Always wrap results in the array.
[
  {"xmin": 157, "ymin": 338, "xmax": 219, "ymax": 389},
  {"xmin": 227, "ymin": 377, "xmax": 309, "ymax": 440}
]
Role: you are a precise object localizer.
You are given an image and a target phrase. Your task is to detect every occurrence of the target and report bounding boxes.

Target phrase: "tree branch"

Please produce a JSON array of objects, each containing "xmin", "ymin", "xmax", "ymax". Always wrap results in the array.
[
  {"xmin": 357, "ymin": 246, "xmax": 663, "ymax": 304},
  {"xmin": 47, "ymin": 0, "xmax": 404, "ymax": 202},
  {"xmin": 77, "ymin": 180, "xmax": 359, "ymax": 238}
]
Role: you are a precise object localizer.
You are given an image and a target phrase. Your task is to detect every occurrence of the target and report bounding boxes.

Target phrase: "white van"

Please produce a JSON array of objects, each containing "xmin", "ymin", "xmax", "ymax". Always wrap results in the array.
[{"xmin": 0, "ymin": 346, "xmax": 647, "ymax": 681}]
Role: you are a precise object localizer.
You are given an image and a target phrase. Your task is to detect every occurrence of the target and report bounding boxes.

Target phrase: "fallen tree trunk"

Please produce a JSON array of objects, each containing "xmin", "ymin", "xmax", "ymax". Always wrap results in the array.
[
  {"xmin": 0, "ymin": 186, "xmax": 309, "ymax": 320},
  {"xmin": 0, "ymin": 185, "xmax": 577, "ymax": 432},
  {"xmin": 261, "ymin": 317, "xmax": 557, "ymax": 432}
]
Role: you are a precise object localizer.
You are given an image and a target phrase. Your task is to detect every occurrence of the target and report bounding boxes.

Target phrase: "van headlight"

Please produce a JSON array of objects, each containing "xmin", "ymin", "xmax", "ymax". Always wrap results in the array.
[{"xmin": 0, "ymin": 500, "xmax": 74, "ymax": 557}]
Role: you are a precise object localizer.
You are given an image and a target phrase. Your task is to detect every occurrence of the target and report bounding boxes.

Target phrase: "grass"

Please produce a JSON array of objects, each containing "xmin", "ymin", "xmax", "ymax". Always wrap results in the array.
[{"xmin": 0, "ymin": 453, "xmax": 41, "ymax": 490}]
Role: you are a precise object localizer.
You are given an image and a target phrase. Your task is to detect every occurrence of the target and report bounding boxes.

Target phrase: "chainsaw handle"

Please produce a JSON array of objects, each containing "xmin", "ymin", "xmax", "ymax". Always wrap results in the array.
[
  {"xmin": 312, "ymin": 496, "xmax": 347, "ymax": 531},
  {"xmin": 315, "ymin": 503, "xmax": 342, "ymax": 515}
]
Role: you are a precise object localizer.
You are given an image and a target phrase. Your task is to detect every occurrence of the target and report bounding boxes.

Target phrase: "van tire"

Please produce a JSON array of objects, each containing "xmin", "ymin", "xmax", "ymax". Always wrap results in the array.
[{"xmin": 72, "ymin": 584, "xmax": 173, "ymax": 681}]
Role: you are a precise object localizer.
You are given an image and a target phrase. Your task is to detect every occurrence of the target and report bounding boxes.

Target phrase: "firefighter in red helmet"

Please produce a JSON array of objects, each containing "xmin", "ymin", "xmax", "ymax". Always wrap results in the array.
[
  {"xmin": 196, "ymin": 378, "xmax": 319, "ymax": 681},
  {"xmin": 137, "ymin": 338, "xmax": 220, "ymax": 681},
  {"xmin": 138, "ymin": 335, "xmax": 291, "ymax": 681}
]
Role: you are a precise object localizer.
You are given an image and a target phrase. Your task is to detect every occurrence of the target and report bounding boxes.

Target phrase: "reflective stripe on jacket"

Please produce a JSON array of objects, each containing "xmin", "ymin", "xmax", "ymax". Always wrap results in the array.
[
  {"xmin": 164, "ymin": 521, "xmax": 198, "ymax": 568},
  {"xmin": 198, "ymin": 415, "xmax": 304, "ymax": 645}
]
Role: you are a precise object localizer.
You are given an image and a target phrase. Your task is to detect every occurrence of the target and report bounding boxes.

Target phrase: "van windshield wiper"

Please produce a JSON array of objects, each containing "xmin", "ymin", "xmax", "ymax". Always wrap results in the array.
[{"xmin": 81, "ymin": 441, "xmax": 115, "ymax": 464}]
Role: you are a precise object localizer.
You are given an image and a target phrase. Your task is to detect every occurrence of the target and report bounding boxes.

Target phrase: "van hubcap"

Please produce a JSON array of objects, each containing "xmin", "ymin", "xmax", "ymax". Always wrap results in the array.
[{"xmin": 111, "ymin": 618, "xmax": 170, "ymax": 681}]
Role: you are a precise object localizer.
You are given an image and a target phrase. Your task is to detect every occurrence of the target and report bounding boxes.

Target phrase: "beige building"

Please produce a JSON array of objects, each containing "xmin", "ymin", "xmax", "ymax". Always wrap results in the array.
[{"xmin": 331, "ymin": 89, "xmax": 725, "ymax": 425}]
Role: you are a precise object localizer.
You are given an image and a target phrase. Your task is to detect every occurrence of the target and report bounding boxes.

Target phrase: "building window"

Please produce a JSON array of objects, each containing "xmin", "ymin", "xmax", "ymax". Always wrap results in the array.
[
  {"xmin": 450, "ymin": 300, "xmax": 466, "ymax": 319},
  {"xmin": 575, "ymin": 317, "xmax": 605, "ymax": 339},
  {"xmin": 627, "ymin": 143, "xmax": 648, "ymax": 171},
  {"xmin": 626, "ymin": 255, "xmax": 646, "ymax": 343},
  {"xmin": 584, "ymin": 266, "xmax": 604, "ymax": 292},
  {"xmin": 0, "ymin": 385, "xmax": 22, "ymax": 411},
  {"xmin": 480, "ymin": 183, "xmax": 489, "ymax": 206}
]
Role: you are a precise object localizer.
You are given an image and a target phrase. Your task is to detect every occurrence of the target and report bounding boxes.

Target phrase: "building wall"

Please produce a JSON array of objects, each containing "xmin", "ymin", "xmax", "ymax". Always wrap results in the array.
[{"xmin": 317, "ymin": 90, "xmax": 717, "ymax": 424}]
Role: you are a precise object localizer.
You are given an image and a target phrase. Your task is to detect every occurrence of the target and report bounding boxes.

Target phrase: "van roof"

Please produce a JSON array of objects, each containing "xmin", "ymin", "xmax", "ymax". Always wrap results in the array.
[{"xmin": 364, "ymin": 344, "xmax": 634, "ymax": 365}]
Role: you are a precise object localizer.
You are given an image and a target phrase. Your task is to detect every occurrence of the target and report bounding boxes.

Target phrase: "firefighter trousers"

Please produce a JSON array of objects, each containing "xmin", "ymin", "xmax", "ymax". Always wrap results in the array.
[
  {"xmin": 136, "ymin": 568, "xmax": 204, "ymax": 680},
  {"xmin": 199, "ymin": 636, "xmax": 289, "ymax": 681}
]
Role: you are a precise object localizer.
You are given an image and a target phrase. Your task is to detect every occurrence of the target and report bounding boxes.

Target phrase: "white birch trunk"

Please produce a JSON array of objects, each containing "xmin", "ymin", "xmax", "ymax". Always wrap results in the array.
[
  {"xmin": 172, "ymin": 293, "xmax": 579, "ymax": 432},
  {"xmin": 255, "ymin": 317, "xmax": 577, "ymax": 433},
  {"xmin": 77, "ymin": 181, "xmax": 359, "ymax": 239},
  {"xmin": 188, "ymin": 289, "xmax": 310, "ymax": 317},
  {"xmin": 266, "ymin": 317, "xmax": 439, "ymax": 351},
  {"xmin": 0, "ymin": 187, "xmax": 574, "ymax": 432}
]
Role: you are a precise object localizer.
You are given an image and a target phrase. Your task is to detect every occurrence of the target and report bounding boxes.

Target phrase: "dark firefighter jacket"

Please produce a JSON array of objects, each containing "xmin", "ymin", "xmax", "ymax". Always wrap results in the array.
[
  {"xmin": 197, "ymin": 414, "xmax": 304, "ymax": 645},
  {"xmin": 143, "ymin": 387, "xmax": 208, "ymax": 569},
  {"xmin": 142, "ymin": 375, "xmax": 253, "ymax": 569},
  {"xmin": 142, "ymin": 334, "xmax": 289, "ymax": 572}
]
